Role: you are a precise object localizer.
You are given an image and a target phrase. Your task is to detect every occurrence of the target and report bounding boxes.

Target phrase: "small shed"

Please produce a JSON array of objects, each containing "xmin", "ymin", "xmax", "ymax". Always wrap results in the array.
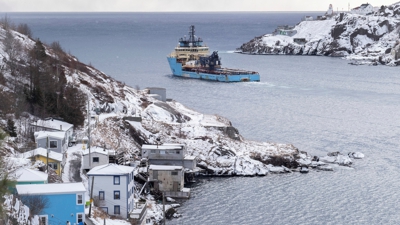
[
  {"xmin": 82, "ymin": 146, "xmax": 112, "ymax": 172},
  {"xmin": 302, "ymin": 16, "xmax": 314, "ymax": 21}
]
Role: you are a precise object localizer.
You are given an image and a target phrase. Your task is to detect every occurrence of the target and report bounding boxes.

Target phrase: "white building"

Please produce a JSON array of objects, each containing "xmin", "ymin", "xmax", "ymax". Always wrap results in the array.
[
  {"xmin": 82, "ymin": 146, "xmax": 114, "ymax": 172},
  {"xmin": 87, "ymin": 164, "xmax": 135, "ymax": 218},
  {"xmin": 31, "ymin": 118, "xmax": 74, "ymax": 143},
  {"xmin": 326, "ymin": 4, "xmax": 334, "ymax": 16},
  {"xmin": 351, "ymin": 3, "xmax": 374, "ymax": 15}
]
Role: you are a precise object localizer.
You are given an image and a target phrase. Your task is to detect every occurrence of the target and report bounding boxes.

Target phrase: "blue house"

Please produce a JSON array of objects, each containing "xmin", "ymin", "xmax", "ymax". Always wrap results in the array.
[{"xmin": 16, "ymin": 182, "xmax": 86, "ymax": 225}]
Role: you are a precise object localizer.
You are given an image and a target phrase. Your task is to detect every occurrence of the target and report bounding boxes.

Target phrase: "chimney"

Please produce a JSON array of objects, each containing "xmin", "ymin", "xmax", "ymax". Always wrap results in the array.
[{"xmin": 60, "ymin": 125, "xmax": 62, "ymax": 130}]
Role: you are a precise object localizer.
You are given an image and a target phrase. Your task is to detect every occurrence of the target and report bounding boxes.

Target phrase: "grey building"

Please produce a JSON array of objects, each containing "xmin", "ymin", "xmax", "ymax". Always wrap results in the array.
[
  {"xmin": 148, "ymin": 165, "xmax": 190, "ymax": 198},
  {"xmin": 141, "ymin": 143, "xmax": 196, "ymax": 170},
  {"xmin": 34, "ymin": 131, "xmax": 67, "ymax": 154}
]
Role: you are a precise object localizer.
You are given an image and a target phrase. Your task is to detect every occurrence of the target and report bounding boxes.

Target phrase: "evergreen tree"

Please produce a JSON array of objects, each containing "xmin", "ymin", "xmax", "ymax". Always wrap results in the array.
[
  {"xmin": 6, "ymin": 119, "xmax": 17, "ymax": 137},
  {"xmin": 0, "ymin": 129, "xmax": 16, "ymax": 222}
]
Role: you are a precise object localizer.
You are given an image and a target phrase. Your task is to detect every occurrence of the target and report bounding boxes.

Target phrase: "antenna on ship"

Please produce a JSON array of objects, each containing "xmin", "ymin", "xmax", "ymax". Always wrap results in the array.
[{"xmin": 189, "ymin": 25, "xmax": 195, "ymax": 46}]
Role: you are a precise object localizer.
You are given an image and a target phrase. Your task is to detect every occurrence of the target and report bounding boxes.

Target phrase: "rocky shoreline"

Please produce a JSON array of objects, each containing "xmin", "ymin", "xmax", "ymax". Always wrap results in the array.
[{"xmin": 237, "ymin": 3, "xmax": 400, "ymax": 66}]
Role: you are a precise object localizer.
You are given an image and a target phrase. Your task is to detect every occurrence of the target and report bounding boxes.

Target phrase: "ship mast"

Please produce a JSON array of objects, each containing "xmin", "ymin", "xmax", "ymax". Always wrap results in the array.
[{"xmin": 189, "ymin": 25, "xmax": 195, "ymax": 46}]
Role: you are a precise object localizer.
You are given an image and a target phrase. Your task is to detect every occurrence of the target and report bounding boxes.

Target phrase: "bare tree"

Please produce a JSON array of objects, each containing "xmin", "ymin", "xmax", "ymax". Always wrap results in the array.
[
  {"xmin": 16, "ymin": 23, "xmax": 32, "ymax": 37},
  {"xmin": 19, "ymin": 194, "xmax": 50, "ymax": 216}
]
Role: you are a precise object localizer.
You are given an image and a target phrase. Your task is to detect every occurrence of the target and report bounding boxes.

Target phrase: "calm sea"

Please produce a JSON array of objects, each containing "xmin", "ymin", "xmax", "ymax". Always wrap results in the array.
[{"xmin": 4, "ymin": 12, "xmax": 400, "ymax": 224}]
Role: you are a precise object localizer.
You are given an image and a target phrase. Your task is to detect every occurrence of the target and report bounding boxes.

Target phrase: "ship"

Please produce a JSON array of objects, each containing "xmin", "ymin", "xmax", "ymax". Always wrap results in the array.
[{"xmin": 167, "ymin": 25, "xmax": 260, "ymax": 82}]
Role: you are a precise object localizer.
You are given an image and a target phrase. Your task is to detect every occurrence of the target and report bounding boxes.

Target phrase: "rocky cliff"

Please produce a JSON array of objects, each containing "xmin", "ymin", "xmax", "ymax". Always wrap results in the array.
[{"xmin": 238, "ymin": 3, "xmax": 400, "ymax": 66}]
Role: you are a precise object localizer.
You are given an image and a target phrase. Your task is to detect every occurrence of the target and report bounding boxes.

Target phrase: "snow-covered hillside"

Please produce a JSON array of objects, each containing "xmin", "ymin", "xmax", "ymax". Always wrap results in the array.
[
  {"xmin": 238, "ymin": 3, "xmax": 400, "ymax": 66},
  {"xmin": 0, "ymin": 22, "xmax": 302, "ymax": 176}
]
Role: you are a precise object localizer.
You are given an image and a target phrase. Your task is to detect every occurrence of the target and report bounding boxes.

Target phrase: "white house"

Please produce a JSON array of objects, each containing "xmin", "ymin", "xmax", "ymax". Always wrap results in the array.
[
  {"xmin": 302, "ymin": 16, "xmax": 313, "ymax": 21},
  {"xmin": 87, "ymin": 164, "xmax": 135, "ymax": 218},
  {"xmin": 351, "ymin": 3, "xmax": 374, "ymax": 15},
  {"xmin": 82, "ymin": 146, "xmax": 115, "ymax": 172},
  {"xmin": 31, "ymin": 118, "xmax": 74, "ymax": 143}
]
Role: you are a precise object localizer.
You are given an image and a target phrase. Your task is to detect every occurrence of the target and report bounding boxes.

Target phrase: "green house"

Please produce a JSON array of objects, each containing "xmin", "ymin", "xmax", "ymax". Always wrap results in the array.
[{"xmin": 11, "ymin": 167, "xmax": 48, "ymax": 185}]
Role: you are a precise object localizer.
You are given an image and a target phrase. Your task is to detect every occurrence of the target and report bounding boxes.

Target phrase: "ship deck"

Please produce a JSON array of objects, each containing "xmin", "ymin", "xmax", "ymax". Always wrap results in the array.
[{"xmin": 183, "ymin": 67, "xmax": 258, "ymax": 75}]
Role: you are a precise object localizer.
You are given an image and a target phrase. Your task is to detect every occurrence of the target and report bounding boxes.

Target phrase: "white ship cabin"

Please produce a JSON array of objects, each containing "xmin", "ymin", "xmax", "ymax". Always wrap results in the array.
[{"xmin": 169, "ymin": 25, "xmax": 210, "ymax": 66}]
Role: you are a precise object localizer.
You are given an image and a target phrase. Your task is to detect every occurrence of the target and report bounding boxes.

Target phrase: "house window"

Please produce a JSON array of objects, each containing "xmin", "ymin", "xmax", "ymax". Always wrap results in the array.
[
  {"xmin": 77, "ymin": 213, "xmax": 84, "ymax": 223},
  {"xmin": 160, "ymin": 150, "xmax": 165, "ymax": 154},
  {"xmin": 48, "ymin": 162, "xmax": 58, "ymax": 170},
  {"xmin": 114, "ymin": 205, "xmax": 120, "ymax": 215},
  {"xmin": 171, "ymin": 171, "xmax": 178, "ymax": 175},
  {"xmin": 150, "ymin": 150, "xmax": 156, "ymax": 153},
  {"xmin": 49, "ymin": 140, "xmax": 57, "ymax": 148},
  {"xmin": 176, "ymin": 150, "xmax": 180, "ymax": 154},
  {"xmin": 114, "ymin": 176, "xmax": 120, "ymax": 185},
  {"xmin": 114, "ymin": 191, "xmax": 120, "ymax": 200},
  {"xmin": 100, "ymin": 207, "xmax": 108, "ymax": 213},
  {"xmin": 39, "ymin": 215, "xmax": 48, "ymax": 225},
  {"xmin": 93, "ymin": 157, "xmax": 99, "ymax": 163},
  {"xmin": 99, "ymin": 191, "xmax": 105, "ymax": 200},
  {"xmin": 77, "ymin": 194, "xmax": 83, "ymax": 205}
]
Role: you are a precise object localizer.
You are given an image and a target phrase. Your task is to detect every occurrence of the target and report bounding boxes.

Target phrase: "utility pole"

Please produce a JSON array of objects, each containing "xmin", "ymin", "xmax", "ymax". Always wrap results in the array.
[
  {"xmin": 163, "ymin": 192, "xmax": 166, "ymax": 225},
  {"xmin": 46, "ymin": 135, "xmax": 49, "ymax": 179},
  {"xmin": 88, "ymin": 96, "xmax": 91, "ymax": 167},
  {"xmin": 88, "ymin": 176, "xmax": 95, "ymax": 218}
]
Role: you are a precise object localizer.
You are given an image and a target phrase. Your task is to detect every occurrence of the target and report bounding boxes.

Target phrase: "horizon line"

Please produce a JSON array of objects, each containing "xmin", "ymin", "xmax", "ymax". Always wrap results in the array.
[{"xmin": 0, "ymin": 10, "xmax": 328, "ymax": 13}]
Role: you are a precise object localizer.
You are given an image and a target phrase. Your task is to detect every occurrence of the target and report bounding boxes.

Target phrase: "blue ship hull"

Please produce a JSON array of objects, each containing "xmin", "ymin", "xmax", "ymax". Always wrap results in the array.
[{"xmin": 167, "ymin": 57, "xmax": 260, "ymax": 82}]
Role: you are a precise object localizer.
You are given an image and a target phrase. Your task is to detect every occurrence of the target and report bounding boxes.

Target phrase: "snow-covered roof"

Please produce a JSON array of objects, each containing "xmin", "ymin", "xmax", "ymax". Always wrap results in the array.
[
  {"xmin": 31, "ymin": 118, "xmax": 73, "ymax": 131},
  {"xmin": 82, "ymin": 146, "xmax": 110, "ymax": 156},
  {"xmin": 16, "ymin": 182, "xmax": 86, "ymax": 195},
  {"xmin": 87, "ymin": 164, "xmax": 134, "ymax": 175},
  {"xmin": 184, "ymin": 156, "xmax": 196, "ymax": 160},
  {"xmin": 21, "ymin": 147, "xmax": 63, "ymax": 162},
  {"xmin": 10, "ymin": 168, "xmax": 48, "ymax": 182},
  {"xmin": 149, "ymin": 165, "xmax": 183, "ymax": 171},
  {"xmin": 142, "ymin": 144, "xmax": 184, "ymax": 150},
  {"xmin": 34, "ymin": 131, "xmax": 66, "ymax": 140}
]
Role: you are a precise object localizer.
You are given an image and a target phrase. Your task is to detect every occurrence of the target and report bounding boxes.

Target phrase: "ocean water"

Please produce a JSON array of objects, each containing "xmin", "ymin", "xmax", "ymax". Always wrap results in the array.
[{"xmin": 4, "ymin": 12, "xmax": 400, "ymax": 224}]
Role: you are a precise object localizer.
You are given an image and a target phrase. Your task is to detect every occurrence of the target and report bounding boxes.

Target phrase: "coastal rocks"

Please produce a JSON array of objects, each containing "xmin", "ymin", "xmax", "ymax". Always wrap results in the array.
[
  {"xmin": 237, "ymin": 4, "xmax": 400, "ymax": 66},
  {"xmin": 320, "ymin": 153, "xmax": 352, "ymax": 166},
  {"xmin": 348, "ymin": 152, "xmax": 365, "ymax": 159}
]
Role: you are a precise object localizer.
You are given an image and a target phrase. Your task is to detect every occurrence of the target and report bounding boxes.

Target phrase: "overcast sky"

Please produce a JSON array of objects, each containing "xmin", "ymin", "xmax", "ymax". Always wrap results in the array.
[{"xmin": 0, "ymin": 0, "xmax": 397, "ymax": 12}]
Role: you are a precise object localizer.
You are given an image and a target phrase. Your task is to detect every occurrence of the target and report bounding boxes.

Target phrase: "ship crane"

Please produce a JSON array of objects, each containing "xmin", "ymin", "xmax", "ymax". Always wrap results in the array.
[{"xmin": 200, "ymin": 51, "xmax": 221, "ymax": 70}]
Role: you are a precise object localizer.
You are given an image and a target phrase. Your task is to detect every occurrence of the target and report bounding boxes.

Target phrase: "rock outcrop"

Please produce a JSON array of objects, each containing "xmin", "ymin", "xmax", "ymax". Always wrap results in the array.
[{"xmin": 237, "ymin": 3, "xmax": 400, "ymax": 66}]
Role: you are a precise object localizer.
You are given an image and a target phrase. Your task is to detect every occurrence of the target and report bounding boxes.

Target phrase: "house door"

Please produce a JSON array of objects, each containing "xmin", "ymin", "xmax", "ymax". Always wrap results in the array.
[
  {"xmin": 173, "ymin": 182, "xmax": 179, "ymax": 191},
  {"xmin": 153, "ymin": 171, "xmax": 158, "ymax": 180}
]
